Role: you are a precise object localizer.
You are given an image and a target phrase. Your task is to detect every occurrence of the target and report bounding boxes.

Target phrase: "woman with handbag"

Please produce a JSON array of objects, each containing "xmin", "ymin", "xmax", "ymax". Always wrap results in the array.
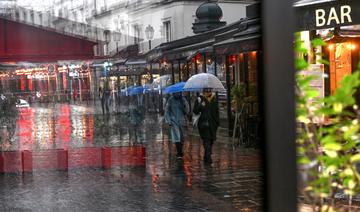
[{"xmin": 193, "ymin": 88, "xmax": 220, "ymax": 164}]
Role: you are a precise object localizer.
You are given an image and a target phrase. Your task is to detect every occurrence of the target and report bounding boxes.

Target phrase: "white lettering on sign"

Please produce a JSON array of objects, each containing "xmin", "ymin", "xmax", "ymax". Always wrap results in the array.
[
  {"xmin": 316, "ymin": 9, "xmax": 326, "ymax": 26},
  {"xmin": 341, "ymin": 5, "xmax": 352, "ymax": 23},
  {"xmin": 315, "ymin": 5, "xmax": 352, "ymax": 27},
  {"xmin": 327, "ymin": 8, "xmax": 340, "ymax": 25}
]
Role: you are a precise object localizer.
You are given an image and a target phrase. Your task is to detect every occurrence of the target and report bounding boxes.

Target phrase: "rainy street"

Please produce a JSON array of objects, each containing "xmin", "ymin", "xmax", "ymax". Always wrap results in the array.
[
  {"xmin": 0, "ymin": 101, "xmax": 263, "ymax": 211},
  {"xmin": 0, "ymin": 1, "xmax": 265, "ymax": 210}
]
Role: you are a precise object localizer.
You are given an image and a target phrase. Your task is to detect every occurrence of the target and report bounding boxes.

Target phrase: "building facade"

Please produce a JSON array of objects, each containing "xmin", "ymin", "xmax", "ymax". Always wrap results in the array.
[{"xmin": 4, "ymin": 0, "xmax": 253, "ymax": 56}]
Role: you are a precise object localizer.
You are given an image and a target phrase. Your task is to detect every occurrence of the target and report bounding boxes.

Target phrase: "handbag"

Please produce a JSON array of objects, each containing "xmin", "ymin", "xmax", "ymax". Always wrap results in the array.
[{"xmin": 192, "ymin": 112, "xmax": 201, "ymax": 127}]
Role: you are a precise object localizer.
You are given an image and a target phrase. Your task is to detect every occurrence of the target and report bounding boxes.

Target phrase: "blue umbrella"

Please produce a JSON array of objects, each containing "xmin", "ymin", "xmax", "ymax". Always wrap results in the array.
[
  {"xmin": 143, "ymin": 84, "xmax": 153, "ymax": 93},
  {"xmin": 125, "ymin": 86, "xmax": 134, "ymax": 96},
  {"xmin": 128, "ymin": 86, "xmax": 144, "ymax": 96},
  {"xmin": 163, "ymin": 82, "xmax": 186, "ymax": 94}
]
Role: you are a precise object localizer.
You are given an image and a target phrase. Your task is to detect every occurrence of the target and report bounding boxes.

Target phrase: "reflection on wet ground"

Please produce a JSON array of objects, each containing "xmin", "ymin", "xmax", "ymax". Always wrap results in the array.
[
  {"xmin": 4, "ymin": 102, "xmax": 162, "ymax": 151},
  {"xmin": 0, "ymin": 102, "xmax": 263, "ymax": 211}
]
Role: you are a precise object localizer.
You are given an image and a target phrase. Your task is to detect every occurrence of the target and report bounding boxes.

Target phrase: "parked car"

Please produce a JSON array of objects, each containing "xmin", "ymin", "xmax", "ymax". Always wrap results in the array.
[{"xmin": 16, "ymin": 99, "xmax": 30, "ymax": 108}]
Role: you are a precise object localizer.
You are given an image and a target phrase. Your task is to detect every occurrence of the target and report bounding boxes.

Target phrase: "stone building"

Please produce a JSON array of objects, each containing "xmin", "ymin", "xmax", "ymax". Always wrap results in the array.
[{"xmin": 4, "ymin": 0, "xmax": 255, "ymax": 56}]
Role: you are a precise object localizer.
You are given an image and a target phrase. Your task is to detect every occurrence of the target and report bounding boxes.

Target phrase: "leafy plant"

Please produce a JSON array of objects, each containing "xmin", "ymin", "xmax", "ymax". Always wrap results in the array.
[
  {"xmin": 230, "ymin": 83, "xmax": 246, "ymax": 113},
  {"xmin": 296, "ymin": 33, "xmax": 360, "ymax": 211}
]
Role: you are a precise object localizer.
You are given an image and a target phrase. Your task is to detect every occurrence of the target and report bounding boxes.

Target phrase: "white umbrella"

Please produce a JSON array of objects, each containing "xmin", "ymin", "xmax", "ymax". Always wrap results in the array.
[
  {"xmin": 184, "ymin": 73, "xmax": 226, "ymax": 92},
  {"xmin": 152, "ymin": 75, "xmax": 171, "ymax": 88}
]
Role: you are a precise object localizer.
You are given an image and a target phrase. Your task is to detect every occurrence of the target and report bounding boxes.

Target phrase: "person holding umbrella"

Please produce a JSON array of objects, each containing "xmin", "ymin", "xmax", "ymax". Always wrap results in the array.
[
  {"xmin": 164, "ymin": 89, "xmax": 189, "ymax": 158},
  {"xmin": 193, "ymin": 88, "xmax": 219, "ymax": 164},
  {"xmin": 183, "ymin": 73, "xmax": 224, "ymax": 163}
]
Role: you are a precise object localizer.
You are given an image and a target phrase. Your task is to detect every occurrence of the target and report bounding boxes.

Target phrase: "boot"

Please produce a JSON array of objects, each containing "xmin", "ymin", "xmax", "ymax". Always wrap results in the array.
[{"xmin": 175, "ymin": 142, "xmax": 183, "ymax": 158}]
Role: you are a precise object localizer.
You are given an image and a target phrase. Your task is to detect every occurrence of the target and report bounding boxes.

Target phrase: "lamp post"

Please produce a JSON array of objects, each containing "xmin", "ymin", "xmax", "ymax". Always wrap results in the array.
[{"xmin": 145, "ymin": 24, "xmax": 154, "ymax": 50}]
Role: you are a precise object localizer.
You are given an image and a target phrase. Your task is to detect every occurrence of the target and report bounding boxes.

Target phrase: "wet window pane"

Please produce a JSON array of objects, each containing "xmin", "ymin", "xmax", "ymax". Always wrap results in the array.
[{"xmin": 0, "ymin": 1, "xmax": 264, "ymax": 211}]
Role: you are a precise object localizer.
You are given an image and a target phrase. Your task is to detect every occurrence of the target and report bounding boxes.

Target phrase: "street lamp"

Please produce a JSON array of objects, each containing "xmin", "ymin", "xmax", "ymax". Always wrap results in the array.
[{"xmin": 145, "ymin": 24, "xmax": 154, "ymax": 50}]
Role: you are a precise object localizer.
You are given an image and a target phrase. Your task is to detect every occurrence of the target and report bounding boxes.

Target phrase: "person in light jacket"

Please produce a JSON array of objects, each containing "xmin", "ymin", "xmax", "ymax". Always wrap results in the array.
[{"xmin": 164, "ymin": 92, "xmax": 189, "ymax": 158}]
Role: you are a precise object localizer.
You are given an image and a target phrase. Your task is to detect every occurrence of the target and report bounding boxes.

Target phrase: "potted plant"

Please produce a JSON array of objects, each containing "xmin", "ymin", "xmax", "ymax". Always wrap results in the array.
[{"xmin": 230, "ymin": 83, "xmax": 246, "ymax": 113}]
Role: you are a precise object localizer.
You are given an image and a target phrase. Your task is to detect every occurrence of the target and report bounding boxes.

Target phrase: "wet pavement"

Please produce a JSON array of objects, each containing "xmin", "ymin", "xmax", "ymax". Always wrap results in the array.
[{"xmin": 0, "ymin": 102, "xmax": 263, "ymax": 211}]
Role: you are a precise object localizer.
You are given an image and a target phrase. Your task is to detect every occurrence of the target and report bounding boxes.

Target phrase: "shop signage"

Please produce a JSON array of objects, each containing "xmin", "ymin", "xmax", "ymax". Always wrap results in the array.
[
  {"xmin": 315, "ymin": 5, "xmax": 352, "ymax": 27},
  {"xmin": 295, "ymin": 0, "xmax": 360, "ymax": 31}
]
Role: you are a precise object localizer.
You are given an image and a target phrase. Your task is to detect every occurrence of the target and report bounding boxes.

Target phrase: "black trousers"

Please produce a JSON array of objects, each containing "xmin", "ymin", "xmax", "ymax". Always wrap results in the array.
[
  {"xmin": 101, "ymin": 96, "xmax": 110, "ymax": 115},
  {"xmin": 203, "ymin": 139, "xmax": 213, "ymax": 161}
]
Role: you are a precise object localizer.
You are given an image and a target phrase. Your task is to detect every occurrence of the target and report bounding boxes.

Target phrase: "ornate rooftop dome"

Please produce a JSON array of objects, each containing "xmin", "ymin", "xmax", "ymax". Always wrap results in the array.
[
  {"xmin": 196, "ymin": 1, "xmax": 223, "ymax": 21},
  {"xmin": 192, "ymin": 1, "xmax": 226, "ymax": 34}
]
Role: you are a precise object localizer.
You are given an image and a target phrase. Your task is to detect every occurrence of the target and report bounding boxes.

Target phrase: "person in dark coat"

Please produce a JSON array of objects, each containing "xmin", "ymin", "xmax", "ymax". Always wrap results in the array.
[
  {"xmin": 193, "ymin": 88, "xmax": 220, "ymax": 164},
  {"xmin": 100, "ymin": 80, "xmax": 111, "ymax": 115}
]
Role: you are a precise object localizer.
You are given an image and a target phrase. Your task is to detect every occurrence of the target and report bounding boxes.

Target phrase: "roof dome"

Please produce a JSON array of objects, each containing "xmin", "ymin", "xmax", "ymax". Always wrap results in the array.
[
  {"xmin": 196, "ymin": 1, "xmax": 223, "ymax": 21},
  {"xmin": 192, "ymin": 1, "xmax": 226, "ymax": 34}
]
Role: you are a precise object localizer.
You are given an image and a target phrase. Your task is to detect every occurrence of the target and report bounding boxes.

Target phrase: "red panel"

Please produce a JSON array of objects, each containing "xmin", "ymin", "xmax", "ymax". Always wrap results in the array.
[
  {"xmin": 20, "ymin": 78, "xmax": 25, "ymax": 91},
  {"xmin": 68, "ymin": 148, "xmax": 102, "ymax": 169},
  {"xmin": 31, "ymin": 150, "xmax": 61, "ymax": 170},
  {"xmin": 28, "ymin": 79, "xmax": 32, "ymax": 91},
  {"xmin": 102, "ymin": 147, "xmax": 112, "ymax": 169},
  {"xmin": 110, "ymin": 146, "xmax": 146, "ymax": 167},
  {"xmin": 57, "ymin": 149, "xmax": 68, "ymax": 170},
  {"xmin": 0, "ymin": 18, "xmax": 96, "ymax": 62},
  {"xmin": 0, "ymin": 151, "xmax": 23, "ymax": 173},
  {"xmin": 0, "ymin": 147, "xmax": 146, "ymax": 173},
  {"xmin": 22, "ymin": 150, "xmax": 33, "ymax": 172}
]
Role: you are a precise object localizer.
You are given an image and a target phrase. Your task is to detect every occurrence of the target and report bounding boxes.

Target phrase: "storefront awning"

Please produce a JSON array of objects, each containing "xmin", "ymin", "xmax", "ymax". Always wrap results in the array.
[
  {"xmin": 186, "ymin": 47, "xmax": 213, "ymax": 60},
  {"xmin": 113, "ymin": 59, "xmax": 127, "ymax": 65},
  {"xmin": 214, "ymin": 35, "xmax": 261, "ymax": 54},
  {"xmin": 125, "ymin": 59, "xmax": 147, "ymax": 66},
  {"xmin": 0, "ymin": 18, "xmax": 97, "ymax": 63},
  {"xmin": 294, "ymin": 0, "xmax": 360, "ymax": 31},
  {"xmin": 163, "ymin": 39, "xmax": 215, "ymax": 61}
]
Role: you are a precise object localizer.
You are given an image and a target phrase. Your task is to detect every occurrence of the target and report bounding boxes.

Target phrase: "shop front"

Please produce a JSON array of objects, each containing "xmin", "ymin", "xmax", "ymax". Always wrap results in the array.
[
  {"xmin": 214, "ymin": 16, "xmax": 261, "ymax": 137},
  {"xmin": 142, "ymin": 6, "xmax": 262, "ymax": 135},
  {"xmin": 295, "ymin": 0, "xmax": 360, "ymax": 99},
  {"xmin": 0, "ymin": 62, "xmax": 92, "ymax": 103}
]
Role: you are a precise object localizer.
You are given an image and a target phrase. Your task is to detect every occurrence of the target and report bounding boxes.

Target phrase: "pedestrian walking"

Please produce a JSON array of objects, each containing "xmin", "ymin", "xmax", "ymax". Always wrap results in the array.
[
  {"xmin": 100, "ymin": 80, "xmax": 111, "ymax": 115},
  {"xmin": 128, "ymin": 96, "xmax": 144, "ymax": 143},
  {"xmin": 73, "ymin": 89, "xmax": 78, "ymax": 103},
  {"xmin": 164, "ymin": 92, "xmax": 189, "ymax": 158},
  {"xmin": 193, "ymin": 88, "xmax": 219, "ymax": 164}
]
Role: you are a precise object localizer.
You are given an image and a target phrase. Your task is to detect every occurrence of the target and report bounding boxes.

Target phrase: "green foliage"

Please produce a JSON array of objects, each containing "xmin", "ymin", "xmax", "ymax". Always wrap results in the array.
[
  {"xmin": 296, "ymin": 35, "xmax": 360, "ymax": 211},
  {"xmin": 230, "ymin": 84, "xmax": 245, "ymax": 112}
]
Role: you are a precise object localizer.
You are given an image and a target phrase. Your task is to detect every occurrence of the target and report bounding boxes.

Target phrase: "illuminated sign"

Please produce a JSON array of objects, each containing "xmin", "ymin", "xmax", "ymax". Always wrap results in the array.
[
  {"xmin": 315, "ymin": 5, "xmax": 352, "ymax": 27},
  {"xmin": 295, "ymin": 0, "xmax": 360, "ymax": 31}
]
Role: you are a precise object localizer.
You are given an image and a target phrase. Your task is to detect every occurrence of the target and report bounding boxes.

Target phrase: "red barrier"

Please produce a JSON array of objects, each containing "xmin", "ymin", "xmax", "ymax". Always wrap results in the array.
[
  {"xmin": 0, "ymin": 151, "xmax": 23, "ymax": 173},
  {"xmin": 57, "ymin": 149, "xmax": 68, "ymax": 170},
  {"xmin": 31, "ymin": 150, "xmax": 67, "ymax": 171},
  {"xmin": 0, "ymin": 146, "xmax": 146, "ymax": 173},
  {"xmin": 22, "ymin": 150, "xmax": 32, "ymax": 172},
  {"xmin": 102, "ymin": 147, "xmax": 112, "ymax": 169},
  {"xmin": 110, "ymin": 146, "xmax": 146, "ymax": 167},
  {"xmin": 68, "ymin": 147, "xmax": 101, "ymax": 169}
]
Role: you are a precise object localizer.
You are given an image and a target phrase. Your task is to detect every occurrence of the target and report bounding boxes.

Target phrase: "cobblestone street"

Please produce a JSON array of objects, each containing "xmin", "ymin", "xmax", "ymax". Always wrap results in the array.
[{"xmin": 0, "ymin": 102, "xmax": 263, "ymax": 211}]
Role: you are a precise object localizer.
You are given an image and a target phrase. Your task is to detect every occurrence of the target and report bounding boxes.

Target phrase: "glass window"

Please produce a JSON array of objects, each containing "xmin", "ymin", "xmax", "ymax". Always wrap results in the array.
[
  {"xmin": 163, "ymin": 21, "xmax": 171, "ymax": 42},
  {"xmin": 133, "ymin": 24, "xmax": 140, "ymax": 44}
]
